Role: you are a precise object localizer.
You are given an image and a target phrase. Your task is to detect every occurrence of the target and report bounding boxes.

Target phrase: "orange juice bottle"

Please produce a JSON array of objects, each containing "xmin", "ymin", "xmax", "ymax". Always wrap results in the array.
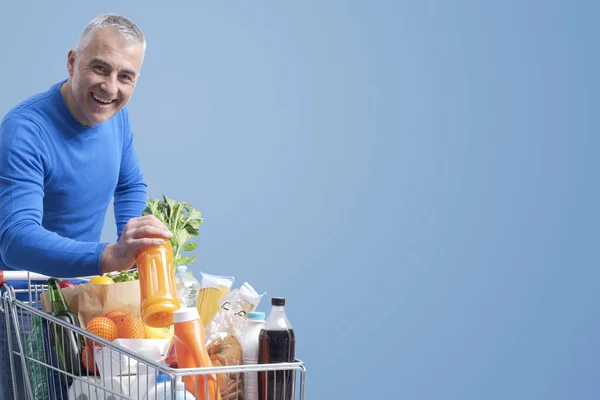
[
  {"xmin": 136, "ymin": 240, "xmax": 181, "ymax": 328},
  {"xmin": 173, "ymin": 307, "xmax": 221, "ymax": 400}
]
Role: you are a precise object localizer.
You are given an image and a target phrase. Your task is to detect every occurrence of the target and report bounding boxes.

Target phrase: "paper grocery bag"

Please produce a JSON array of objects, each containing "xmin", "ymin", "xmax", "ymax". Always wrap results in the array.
[
  {"xmin": 41, "ymin": 280, "xmax": 141, "ymax": 327},
  {"xmin": 41, "ymin": 283, "xmax": 85, "ymax": 317}
]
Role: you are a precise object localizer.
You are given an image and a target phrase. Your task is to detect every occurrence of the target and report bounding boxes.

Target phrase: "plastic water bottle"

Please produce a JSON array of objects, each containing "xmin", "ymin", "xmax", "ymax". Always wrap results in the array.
[
  {"xmin": 174, "ymin": 265, "xmax": 200, "ymax": 308},
  {"xmin": 242, "ymin": 311, "xmax": 265, "ymax": 400}
]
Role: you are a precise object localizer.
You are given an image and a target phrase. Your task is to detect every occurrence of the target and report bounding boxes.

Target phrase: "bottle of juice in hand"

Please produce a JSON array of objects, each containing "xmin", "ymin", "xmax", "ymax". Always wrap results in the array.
[{"xmin": 136, "ymin": 240, "xmax": 181, "ymax": 328}]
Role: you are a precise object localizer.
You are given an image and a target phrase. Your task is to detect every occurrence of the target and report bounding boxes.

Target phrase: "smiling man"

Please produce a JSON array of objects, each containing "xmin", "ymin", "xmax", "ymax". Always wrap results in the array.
[
  {"xmin": 62, "ymin": 23, "xmax": 143, "ymax": 126},
  {"xmin": 0, "ymin": 14, "xmax": 172, "ymax": 398}
]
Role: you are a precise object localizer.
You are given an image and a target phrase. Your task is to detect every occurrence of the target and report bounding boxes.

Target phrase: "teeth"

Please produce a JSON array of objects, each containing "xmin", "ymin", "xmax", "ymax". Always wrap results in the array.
[{"xmin": 92, "ymin": 93, "xmax": 113, "ymax": 104}]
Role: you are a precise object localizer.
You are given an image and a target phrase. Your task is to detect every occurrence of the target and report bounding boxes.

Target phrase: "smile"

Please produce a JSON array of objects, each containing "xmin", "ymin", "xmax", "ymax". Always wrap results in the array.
[{"xmin": 91, "ymin": 93, "xmax": 115, "ymax": 105}]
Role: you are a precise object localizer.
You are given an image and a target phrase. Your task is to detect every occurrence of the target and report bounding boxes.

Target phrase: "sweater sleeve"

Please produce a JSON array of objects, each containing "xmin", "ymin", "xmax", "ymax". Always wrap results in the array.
[
  {"xmin": 0, "ymin": 116, "xmax": 107, "ymax": 278},
  {"xmin": 113, "ymin": 117, "xmax": 147, "ymax": 240}
]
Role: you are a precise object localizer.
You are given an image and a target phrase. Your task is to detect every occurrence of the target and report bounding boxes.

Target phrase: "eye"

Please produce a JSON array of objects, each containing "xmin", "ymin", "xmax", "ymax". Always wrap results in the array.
[
  {"xmin": 120, "ymin": 74, "xmax": 133, "ymax": 81},
  {"xmin": 93, "ymin": 65, "xmax": 107, "ymax": 73}
]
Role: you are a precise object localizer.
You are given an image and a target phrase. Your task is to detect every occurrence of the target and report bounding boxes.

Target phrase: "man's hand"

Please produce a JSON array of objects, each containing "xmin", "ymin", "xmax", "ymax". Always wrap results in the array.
[{"xmin": 100, "ymin": 215, "xmax": 173, "ymax": 275}]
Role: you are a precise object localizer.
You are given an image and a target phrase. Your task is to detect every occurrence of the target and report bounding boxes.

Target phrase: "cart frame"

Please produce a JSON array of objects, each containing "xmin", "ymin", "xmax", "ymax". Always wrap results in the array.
[{"xmin": 0, "ymin": 271, "xmax": 306, "ymax": 400}]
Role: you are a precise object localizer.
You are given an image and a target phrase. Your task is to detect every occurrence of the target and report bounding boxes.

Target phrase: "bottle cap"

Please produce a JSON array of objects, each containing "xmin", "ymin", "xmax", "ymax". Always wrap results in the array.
[
  {"xmin": 248, "ymin": 311, "xmax": 265, "ymax": 320},
  {"xmin": 155, "ymin": 371, "xmax": 171, "ymax": 383},
  {"xmin": 173, "ymin": 307, "xmax": 200, "ymax": 323},
  {"xmin": 176, "ymin": 265, "xmax": 188, "ymax": 273},
  {"xmin": 271, "ymin": 297, "xmax": 285, "ymax": 306}
]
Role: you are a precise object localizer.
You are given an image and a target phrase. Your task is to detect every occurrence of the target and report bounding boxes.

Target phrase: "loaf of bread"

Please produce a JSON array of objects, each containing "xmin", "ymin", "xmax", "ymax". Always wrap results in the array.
[{"xmin": 207, "ymin": 333, "xmax": 245, "ymax": 400}]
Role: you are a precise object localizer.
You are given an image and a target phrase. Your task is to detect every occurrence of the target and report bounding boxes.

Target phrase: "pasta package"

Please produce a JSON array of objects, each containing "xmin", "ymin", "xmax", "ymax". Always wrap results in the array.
[{"xmin": 196, "ymin": 272, "xmax": 235, "ymax": 326}]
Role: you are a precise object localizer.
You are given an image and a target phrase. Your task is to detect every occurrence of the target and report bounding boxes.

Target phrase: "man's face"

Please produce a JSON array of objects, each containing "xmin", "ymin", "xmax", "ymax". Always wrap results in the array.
[{"xmin": 67, "ymin": 28, "xmax": 144, "ymax": 126}]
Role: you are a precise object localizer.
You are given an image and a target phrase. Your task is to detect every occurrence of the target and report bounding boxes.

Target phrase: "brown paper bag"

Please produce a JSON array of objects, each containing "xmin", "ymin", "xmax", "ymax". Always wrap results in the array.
[{"xmin": 41, "ymin": 280, "xmax": 141, "ymax": 327}]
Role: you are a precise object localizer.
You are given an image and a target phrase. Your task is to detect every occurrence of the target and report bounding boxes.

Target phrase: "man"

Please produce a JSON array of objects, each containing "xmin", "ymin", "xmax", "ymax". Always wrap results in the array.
[{"xmin": 0, "ymin": 14, "xmax": 172, "ymax": 398}]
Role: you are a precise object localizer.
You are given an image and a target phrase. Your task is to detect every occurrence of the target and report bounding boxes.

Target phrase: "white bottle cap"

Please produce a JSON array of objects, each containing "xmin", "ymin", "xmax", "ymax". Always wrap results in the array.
[
  {"xmin": 176, "ymin": 265, "xmax": 188, "ymax": 273},
  {"xmin": 173, "ymin": 307, "xmax": 200, "ymax": 323}
]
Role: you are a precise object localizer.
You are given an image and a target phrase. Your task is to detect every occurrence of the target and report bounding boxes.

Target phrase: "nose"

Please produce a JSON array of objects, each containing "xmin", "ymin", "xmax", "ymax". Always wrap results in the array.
[{"xmin": 99, "ymin": 75, "xmax": 118, "ymax": 97}]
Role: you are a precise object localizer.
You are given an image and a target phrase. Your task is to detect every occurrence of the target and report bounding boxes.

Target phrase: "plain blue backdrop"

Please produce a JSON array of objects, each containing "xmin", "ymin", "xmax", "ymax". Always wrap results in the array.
[{"xmin": 1, "ymin": 1, "xmax": 598, "ymax": 399}]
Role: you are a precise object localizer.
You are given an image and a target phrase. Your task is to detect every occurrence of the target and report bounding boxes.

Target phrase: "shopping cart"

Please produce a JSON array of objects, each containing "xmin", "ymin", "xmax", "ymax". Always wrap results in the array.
[{"xmin": 0, "ymin": 270, "xmax": 306, "ymax": 400}]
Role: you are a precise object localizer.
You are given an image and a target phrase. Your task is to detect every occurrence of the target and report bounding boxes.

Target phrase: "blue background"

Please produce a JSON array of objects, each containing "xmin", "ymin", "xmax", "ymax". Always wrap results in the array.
[{"xmin": 1, "ymin": 1, "xmax": 598, "ymax": 398}]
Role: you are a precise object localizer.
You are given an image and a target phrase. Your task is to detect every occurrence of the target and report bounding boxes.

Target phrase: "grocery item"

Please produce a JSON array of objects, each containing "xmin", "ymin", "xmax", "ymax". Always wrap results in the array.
[
  {"xmin": 136, "ymin": 240, "xmax": 181, "ymax": 328},
  {"xmin": 145, "ymin": 373, "xmax": 195, "ymax": 400},
  {"xmin": 205, "ymin": 283, "xmax": 264, "ymax": 347},
  {"xmin": 89, "ymin": 275, "xmax": 114, "ymax": 285},
  {"xmin": 207, "ymin": 333, "xmax": 245, "ymax": 400},
  {"xmin": 172, "ymin": 307, "xmax": 221, "ymax": 400},
  {"xmin": 59, "ymin": 279, "xmax": 76, "ymax": 288},
  {"xmin": 204, "ymin": 286, "xmax": 256, "ymax": 400},
  {"xmin": 108, "ymin": 269, "xmax": 139, "ymax": 282},
  {"xmin": 163, "ymin": 337, "xmax": 178, "ymax": 368},
  {"xmin": 144, "ymin": 324, "xmax": 175, "ymax": 340},
  {"xmin": 40, "ymin": 279, "xmax": 142, "ymax": 329},
  {"xmin": 113, "ymin": 313, "xmax": 146, "ymax": 339},
  {"xmin": 25, "ymin": 315, "xmax": 49, "ymax": 399},
  {"xmin": 48, "ymin": 278, "xmax": 82, "ymax": 384},
  {"xmin": 175, "ymin": 265, "xmax": 200, "ymax": 307},
  {"xmin": 86, "ymin": 316, "xmax": 118, "ymax": 344},
  {"xmin": 196, "ymin": 272, "xmax": 234, "ymax": 326},
  {"xmin": 238, "ymin": 282, "xmax": 266, "ymax": 314},
  {"xmin": 242, "ymin": 311, "xmax": 265, "ymax": 400},
  {"xmin": 142, "ymin": 195, "xmax": 203, "ymax": 268},
  {"xmin": 258, "ymin": 298, "xmax": 296, "ymax": 400},
  {"xmin": 80, "ymin": 345, "xmax": 97, "ymax": 374},
  {"xmin": 103, "ymin": 310, "xmax": 126, "ymax": 321}
]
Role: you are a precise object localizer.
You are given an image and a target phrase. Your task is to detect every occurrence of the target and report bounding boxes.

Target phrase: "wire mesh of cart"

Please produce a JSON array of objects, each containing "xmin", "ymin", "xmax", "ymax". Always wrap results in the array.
[{"xmin": 0, "ymin": 270, "xmax": 306, "ymax": 400}]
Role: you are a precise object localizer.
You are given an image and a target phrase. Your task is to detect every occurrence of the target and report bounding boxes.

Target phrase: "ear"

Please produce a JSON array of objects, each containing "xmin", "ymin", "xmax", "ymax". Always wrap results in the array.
[{"xmin": 67, "ymin": 49, "xmax": 76, "ymax": 77}]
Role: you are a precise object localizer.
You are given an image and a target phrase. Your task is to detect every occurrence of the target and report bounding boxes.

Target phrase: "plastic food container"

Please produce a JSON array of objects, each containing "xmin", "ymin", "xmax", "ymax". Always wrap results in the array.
[{"xmin": 136, "ymin": 240, "xmax": 181, "ymax": 328}]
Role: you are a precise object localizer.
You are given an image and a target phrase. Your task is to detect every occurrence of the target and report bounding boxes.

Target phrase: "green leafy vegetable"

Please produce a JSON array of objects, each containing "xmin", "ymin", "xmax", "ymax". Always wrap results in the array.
[
  {"xmin": 108, "ymin": 269, "xmax": 139, "ymax": 282},
  {"xmin": 142, "ymin": 194, "xmax": 203, "ymax": 268}
]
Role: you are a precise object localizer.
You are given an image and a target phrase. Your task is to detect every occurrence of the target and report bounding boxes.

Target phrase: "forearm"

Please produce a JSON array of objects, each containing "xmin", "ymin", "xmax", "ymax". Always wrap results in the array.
[
  {"xmin": 114, "ymin": 182, "xmax": 147, "ymax": 238},
  {"xmin": 99, "ymin": 244, "xmax": 131, "ymax": 275},
  {"xmin": 1, "ymin": 222, "xmax": 107, "ymax": 278}
]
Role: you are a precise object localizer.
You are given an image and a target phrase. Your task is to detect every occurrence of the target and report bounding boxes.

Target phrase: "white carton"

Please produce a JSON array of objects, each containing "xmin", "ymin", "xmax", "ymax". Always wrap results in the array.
[{"xmin": 94, "ymin": 338, "xmax": 170, "ymax": 378}]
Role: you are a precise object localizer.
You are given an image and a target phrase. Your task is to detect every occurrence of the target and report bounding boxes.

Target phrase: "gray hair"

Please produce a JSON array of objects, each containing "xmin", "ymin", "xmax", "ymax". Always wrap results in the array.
[{"xmin": 75, "ymin": 13, "xmax": 146, "ymax": 54}]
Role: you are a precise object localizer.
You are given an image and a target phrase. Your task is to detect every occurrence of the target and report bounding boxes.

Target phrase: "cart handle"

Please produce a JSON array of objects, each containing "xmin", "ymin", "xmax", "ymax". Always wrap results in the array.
[{"xmin": 0, "ymin": 270, "xmax": 93, "ymax": 287}]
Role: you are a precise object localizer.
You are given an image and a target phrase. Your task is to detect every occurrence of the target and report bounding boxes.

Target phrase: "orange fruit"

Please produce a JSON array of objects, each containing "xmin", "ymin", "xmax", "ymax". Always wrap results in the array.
[
  {"xmin": 113, "ymin": 313, "xmax": 146, "ymax": 339},
  {"xmin": 104, "ymin": 310, "xmax": 126, "ymax": 321},
  {"xmin": 81, "ymin": 345, "xmax": 98, "ymax": 374},
  {"xmin": 86, "ymin": 316, "xmax": 118, "ymax": 344}
]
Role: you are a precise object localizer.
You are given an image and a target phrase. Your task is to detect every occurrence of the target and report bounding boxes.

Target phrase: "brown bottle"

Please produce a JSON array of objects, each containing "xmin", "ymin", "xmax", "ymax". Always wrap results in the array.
[{"xmin": 258, "ymin": 297, "xmax": 296, "ymax": 400}]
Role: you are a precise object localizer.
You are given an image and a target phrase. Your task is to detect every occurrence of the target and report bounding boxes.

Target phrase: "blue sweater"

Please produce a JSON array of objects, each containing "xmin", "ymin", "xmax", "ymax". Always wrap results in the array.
[{"xmin": 0, "ymin": 80, "xmax": 147, "ymax": 279}]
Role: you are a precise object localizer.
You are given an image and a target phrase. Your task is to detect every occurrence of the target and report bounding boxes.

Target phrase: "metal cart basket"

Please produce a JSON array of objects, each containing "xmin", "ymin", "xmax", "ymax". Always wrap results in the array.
[{"xmin": 0, "ymin": 271, "xmax": 306, "ymax": 400}]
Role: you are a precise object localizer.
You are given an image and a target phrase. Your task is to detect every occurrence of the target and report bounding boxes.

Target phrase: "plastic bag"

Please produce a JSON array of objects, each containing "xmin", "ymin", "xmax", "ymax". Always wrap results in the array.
[
  {"xmin": 204, "ymin": 282, "xmax": 265, "ymax": 400},
  {"xmin": 238, "ymin": 282, "xmax": 266, "ymax": 314},
  {"xmin": 205, "ymin": 282, "xmax": 265, "ymax": 346},
  {"xmin": 25, "ymin": 316, "xmax": 49, "ymax": 400}
]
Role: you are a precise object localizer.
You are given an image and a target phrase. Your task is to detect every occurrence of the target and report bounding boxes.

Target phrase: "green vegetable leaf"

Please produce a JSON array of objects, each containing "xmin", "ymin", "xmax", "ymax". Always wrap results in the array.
[
  {"xmin": 176, "ymin": 255, "xmax": 196, "ymax": 266},
  {"xmin": 176, "ymin": 230, "xmax": 191, "ymax": 248},
  {"xmin": 143, "ymin": 194, "xmax": 203, "ymax": 268},
  {"xmin": 182, "ymin": 242, "xmax": 197, "ymax": 251}
]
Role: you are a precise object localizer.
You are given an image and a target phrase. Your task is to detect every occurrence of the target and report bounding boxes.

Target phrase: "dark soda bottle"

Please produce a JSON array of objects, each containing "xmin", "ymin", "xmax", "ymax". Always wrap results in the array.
[
  {"xmin": 47, "ymin": 278, "xmax": 83, "ymax": 383},
  {"xmin": 258, "ymin": 297, "xmax": 296, "ymax": 400}
]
